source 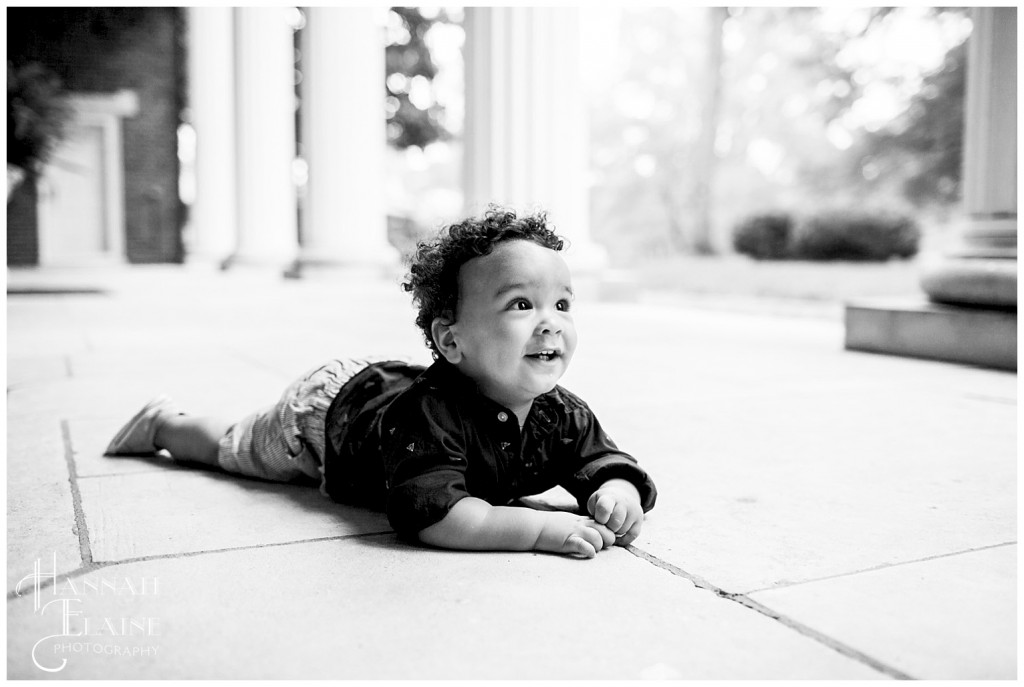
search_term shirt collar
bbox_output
[423,358,567,430]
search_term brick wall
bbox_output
[7,8,184,265]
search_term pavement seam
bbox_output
[740,540,1018,595]
[60,419,94,566]
[626,545,914,681]
[90,530,397,567]
[624,545,723,593]
[723,594,914,680]
[75,469,172,480]
[7,531,395,601]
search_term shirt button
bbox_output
[497,411,509,422]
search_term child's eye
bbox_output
[556,299,572,312]
[509,299,532,311]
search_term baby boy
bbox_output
[106,207,657,558]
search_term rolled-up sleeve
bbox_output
[560,406,657,512]
[381,394,471,539]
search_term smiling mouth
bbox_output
[526,348,561,362]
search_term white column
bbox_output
[228,7,299,268]
[960,7,1016,253]
[463,7,606,272]
[296,7,397,274]
[185,7,236,265]
[920,7,1016,306]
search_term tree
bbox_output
[7,9,146,177]
[385,8,454,150]
[7,62,70,178]
[689,7,728,254]
[588,6,716,257]
[586,6,970,258]
[851,37,966,207]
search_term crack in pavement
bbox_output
[13,418,944,679]
[61,419,94,567]
[7,531,396,602]
[625,544,914,680]
[741,540,1016,595]
[10,417,397,602]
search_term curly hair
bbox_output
[402,206,565,357]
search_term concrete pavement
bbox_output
[6,264,1016,679]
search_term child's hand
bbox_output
[587,479,644,546]
[536,511,616,559]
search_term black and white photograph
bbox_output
[6,4,1016,680]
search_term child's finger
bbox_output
[566,534,596,558]
[592,494,617,525]
[614,508,640,535]
[606,502,628,532]
[616,520,643,546]
[587,521,616,548]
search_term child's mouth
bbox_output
[526,349,560,362]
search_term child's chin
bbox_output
[519,362,567,392]
[529,373,563,394]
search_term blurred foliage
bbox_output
[7,8,171,178]
[588,7,970,260]
[793,208,920,261]
[386,7,454,150]
[732,207,920,261]
[849,40,965,207]
[6,62,70,176]
[6,8,149,176]
[732,212,793,260]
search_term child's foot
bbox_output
[105,395,183,456]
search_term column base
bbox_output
[844,297,1016,371]
[919,256,1017,307]
[220,251,298,272]
[184,244,234,270]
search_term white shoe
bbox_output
[105,395,182,455]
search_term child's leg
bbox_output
[108,359,374,485]
[214,359,379,484]
[105,394,315,483]
[153,415,230,465]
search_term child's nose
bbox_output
[537,317,562,335]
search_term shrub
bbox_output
[792,209,921,261]
[7,62,70,176]
[732,212,793,260]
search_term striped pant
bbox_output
[215,358,389,494]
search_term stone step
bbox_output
[844,298,1017,371]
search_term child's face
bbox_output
[445,239,577,415]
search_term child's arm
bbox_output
[417,496,616,558]
[555,396,657,542]
[587,478,645,546]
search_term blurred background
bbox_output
[6,6,1013,316]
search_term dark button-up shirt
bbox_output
[322,359,657,540]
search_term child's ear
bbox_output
[431,315,461,364]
